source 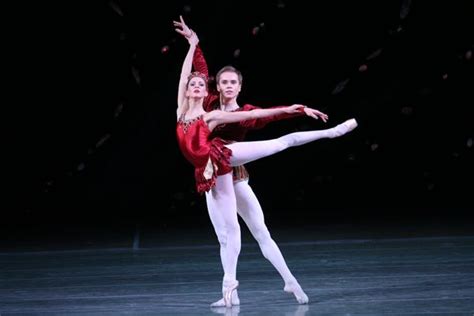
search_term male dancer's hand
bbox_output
[290,104,328,122]
[303,106,328,122]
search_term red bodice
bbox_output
[176,115,232,193]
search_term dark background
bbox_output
[6,1,473,248]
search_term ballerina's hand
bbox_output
[173,15,192,38]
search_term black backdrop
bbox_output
[7,1,473,235]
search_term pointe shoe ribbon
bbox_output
[223,280,239,308]
[210,292,240,307]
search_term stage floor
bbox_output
[1,220,473,315]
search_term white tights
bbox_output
[206,119,357,306]
[207,179,308,306]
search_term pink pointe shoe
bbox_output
[222,280,239,308]
[210,291,240,307]
[331,118,358,138]
[284,281,309,304]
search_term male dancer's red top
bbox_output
[193,46,305,181]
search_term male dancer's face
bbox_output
[217,72,241,101]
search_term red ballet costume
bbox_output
[189,46,305,182]
[176,114,233,194]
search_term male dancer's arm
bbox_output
[239,104,299,129]
[239,104,327,129]
[194,49,309,128]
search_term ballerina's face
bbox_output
[187,76,208,98]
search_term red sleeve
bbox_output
[193,45,208,77]
[239,104,306,129]
[204,94,219,112]
[193,45,219,112]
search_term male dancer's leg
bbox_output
[234,180,309,304]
